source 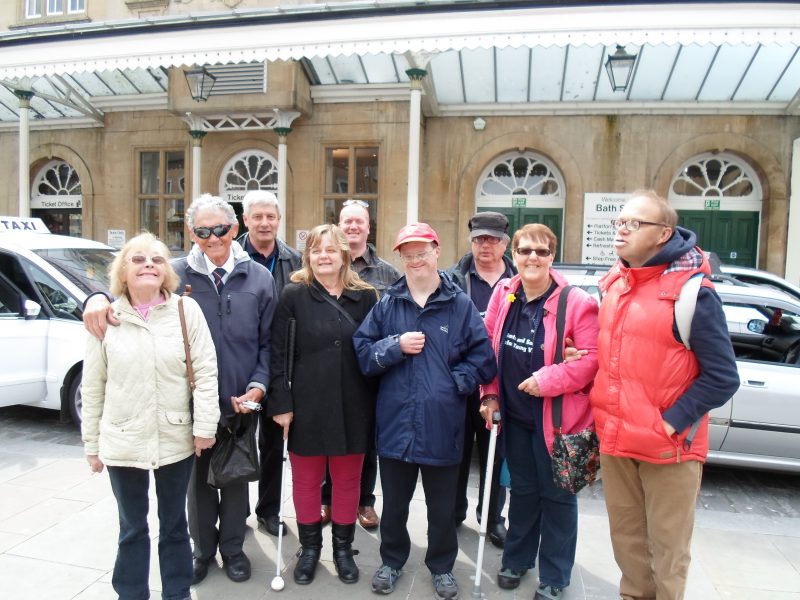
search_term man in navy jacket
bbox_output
[354,222,496,600]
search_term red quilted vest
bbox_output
[591,261,710,464]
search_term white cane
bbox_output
[271,318,296,592]
[270,436,289,591]
[471,410,501,599]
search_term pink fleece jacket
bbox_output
[480,269,600,453]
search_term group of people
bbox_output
[80,188,740,600]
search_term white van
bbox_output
[0,217,116,426]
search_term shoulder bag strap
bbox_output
[317,288,357,327]
[178,290,196,391]
[551,285,573,430]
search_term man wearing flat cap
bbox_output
[354,222,497,600]
[447,211,516,549]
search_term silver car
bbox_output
[709,283,800,473]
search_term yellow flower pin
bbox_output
[507,293,516,303]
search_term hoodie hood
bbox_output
[642,226,697,267]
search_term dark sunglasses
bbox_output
[193,224,233,239]
[129,255,167,265]
[515,247,552,258]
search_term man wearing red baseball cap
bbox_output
[354,222,497,600]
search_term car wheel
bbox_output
[68,370,83,427]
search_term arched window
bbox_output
[477,152,564,201]
[30,159,83,237]
[475,151,565,255]
[219,150,279,204]
[669,152,762,267]
[669,152,761,210]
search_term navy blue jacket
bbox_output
[353,273,497,466]
[175,242,277,424]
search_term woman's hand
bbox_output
[518,374,542,396]
[194,436,215,456]
[273,411,293,440]
[86,454,104,473]
[479,396,500,428]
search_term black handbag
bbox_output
[207,413,259,488]
[550,286,600,494]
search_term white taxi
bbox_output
[0,217,116,426]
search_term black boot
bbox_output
[331,522,359,583]
[294,521,323,585]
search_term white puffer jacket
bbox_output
[82,293,220,469]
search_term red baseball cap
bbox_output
[393,222,440,251]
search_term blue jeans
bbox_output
[502,419,578,589]
[107,455,194,600]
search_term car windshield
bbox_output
[33,248,115,296]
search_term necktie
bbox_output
[212,267,226,294]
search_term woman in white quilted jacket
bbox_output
[81,232,220,600]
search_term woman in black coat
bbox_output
[269,224,378,586]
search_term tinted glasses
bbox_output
[129,255,167,265]
[193,224,233,239]
[514,247,552,258]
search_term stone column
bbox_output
[273,109,301,242]
[786,138,800,284]
[405,69,427,224]
[15,90,34,218]
[189,130,207,201]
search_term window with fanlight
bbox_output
[670,153,761,205]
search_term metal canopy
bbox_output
[0,2,798,127]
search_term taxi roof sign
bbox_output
[0,217,50,233]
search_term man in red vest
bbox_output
[591,190,739,600]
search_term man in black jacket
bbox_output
[446,211,516,548]
[237,190,301,538]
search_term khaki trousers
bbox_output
[600,454,702,600]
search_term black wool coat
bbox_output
[268,280,379,456]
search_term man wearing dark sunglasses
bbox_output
[237,190,301,539]
[83,194,277,587]
[446,211,516,550]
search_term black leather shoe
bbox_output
[192,557,212,585]
[258,514,286,537]
[222,552,251,582]
[488,522,507,548]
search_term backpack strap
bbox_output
[674,273,704,350]
[551,285,573,430]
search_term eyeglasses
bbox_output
[514,247,552,258]
[193,224,233,239]
[399,249,435,263]
[611,218,668,232]
[129,255,167,265]
[343,199,369,208]
[472,235,501,245]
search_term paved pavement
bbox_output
[1,406,800,600]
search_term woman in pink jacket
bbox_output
[479,224,599,600]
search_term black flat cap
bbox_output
[468,211,510,242]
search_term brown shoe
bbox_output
[357,505,380,529]
[321,505,331,526]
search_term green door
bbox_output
[477,207,563,261]
[678,210,758,267]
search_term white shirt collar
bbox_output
[203,251,236,282]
